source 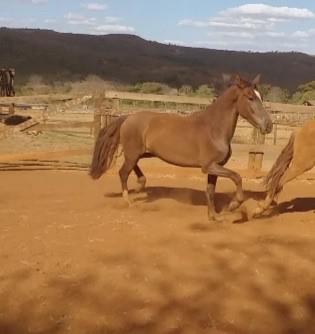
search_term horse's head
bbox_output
[235,74,273,135]
[9,68,15,76]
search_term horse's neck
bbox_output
[205,87,239,142]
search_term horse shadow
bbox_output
[252,197,315,222]
[274,197,315,215]
[106,186,265,213]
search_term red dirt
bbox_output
[1,161,315,334]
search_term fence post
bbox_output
[273,123,278,145]
[93,110,101,140]
[93,94,103,140]
[248,128,265,173]
[113,98,120,114]
[8,103,15,115]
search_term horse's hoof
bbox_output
[254,207,262,216]
[208,214,225,223]
[135,176,146,193]
[122,190,132,207]
[228,200,242,212]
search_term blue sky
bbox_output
[1,1,315,53]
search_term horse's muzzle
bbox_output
[261,119,273,134]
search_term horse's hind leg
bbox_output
[119,158,138,206]
[255,164,305,216]
[133,164,146,193]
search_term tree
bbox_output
[179,85,193,96]
[195,84,215,97]
[265,86,289,103]
[128,82,171,95]
[291,81,315,104]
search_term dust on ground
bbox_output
[1,159,315,334]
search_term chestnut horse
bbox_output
[0,69,6,97]
[90,75,273,222]
[255,119,315,216]
[7,68,15,97]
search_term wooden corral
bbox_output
[303,100,315,106]
[93,91,315,174]
[1,91,315,174]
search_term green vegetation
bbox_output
[195,84,215,98]
[13,74,315,106]
[291,81,315,104]
[258,84,289,103]
[128,82,171,95]
[127,82,215,98]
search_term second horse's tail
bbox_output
[265,132,295,198]
[90,115,127,179]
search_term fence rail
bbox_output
[105,90,213,105]
[2,91,315,174]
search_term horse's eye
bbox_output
[248,96,254,101]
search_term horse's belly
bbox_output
[147,136,201,168]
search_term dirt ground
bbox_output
[1,158,315,334]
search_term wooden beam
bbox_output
[0,149,91,163]
[266,102,315,114]
[105,90,212,105]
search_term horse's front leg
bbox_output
[205,174,220,222]
[204,163,244,213]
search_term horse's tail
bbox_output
[264,132,295,198]
[90,115,128,179]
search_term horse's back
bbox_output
[120,111,199,141]
[119,112,161,155]
[296,119,315,143]
[292,119,315,168]
[120,111,208,167]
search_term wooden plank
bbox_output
[0,149,91,163]
[0,103,48,109]
[0,166,88,172]
[0,162,89,169]
[0,94,74,105]
[16,119,39,132]
[266,102,315,114]
[105,90,212,105]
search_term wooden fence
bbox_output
[93,91,315,140]
[2,91,315,173]
[93,91,315,173]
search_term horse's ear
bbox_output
[233,74,245,88]
[252,74,261,86]
[222,73,232,84]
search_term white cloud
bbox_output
[32,0,47,3]
[21,0,48,3]
[103,16,121,24]
[64,13,125,29]
[223,4,314,20]
[81,3,107,11]
[44,18,57,24]
[208,31,255,39]
[94,24,135,34]
[178,3,315,52]
[264,31,286,38]
[179,4,314,33]
[0,17,13,23]
[178,19,208,28]
[65,12,96,26]
[179,18,271,32]
[292,29,315,39]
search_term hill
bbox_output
[1,27,315,92]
